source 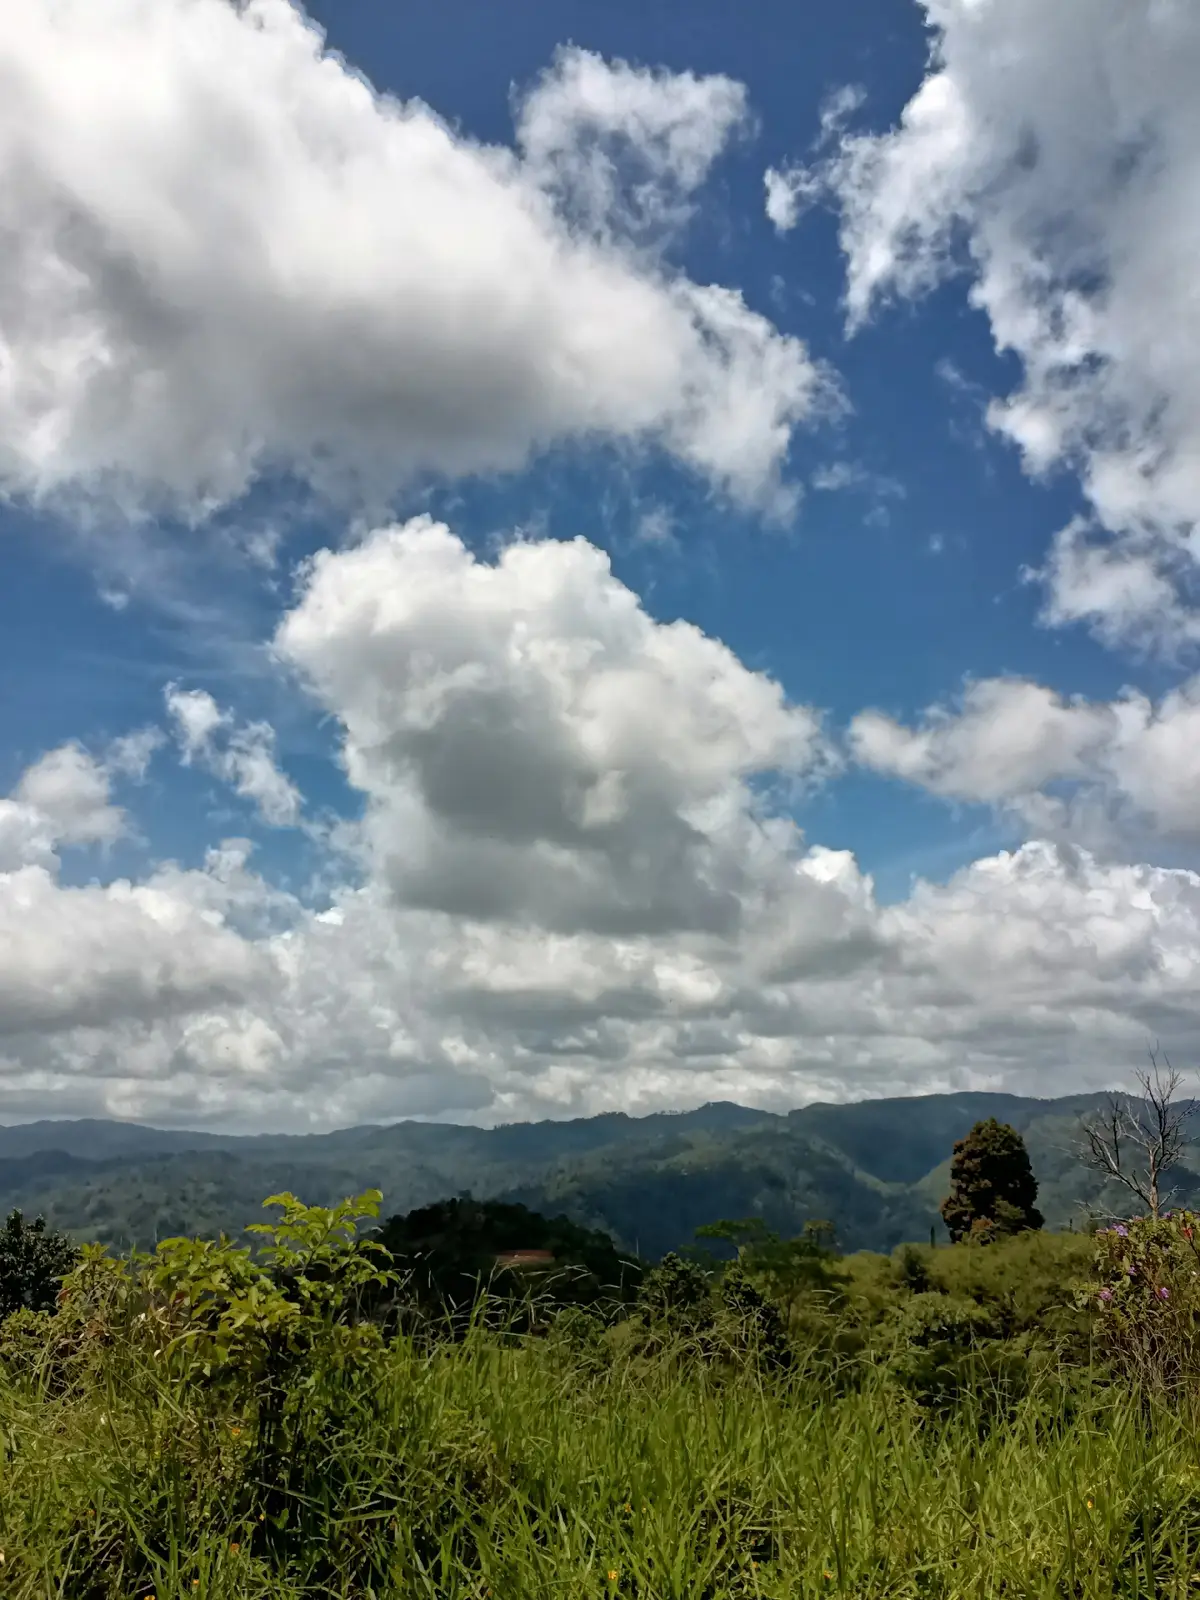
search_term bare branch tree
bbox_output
[1079,1047,1193,1218]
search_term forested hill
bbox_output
[1,1090,1191,1257]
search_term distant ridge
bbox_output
[0,1090,1183,1258]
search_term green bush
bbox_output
[0,1209,80,1320]
[1089,1210,1200,1392]
[885,1291,1026,1414]
[14,1191,1200,1597]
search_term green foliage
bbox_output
[712,1263,792,1371]
[372,1195,641,1335]
[941,1117,1045,1243]
[635,1251,713,1331]
[696,1216,846,1312]
[894,1242,931,1293]
[0,1208,79,1319]
[6,1196,1200,1598]
[886,1291,1033,1415]
[1089,1209,1200,1392]
[131,1189,394,1386]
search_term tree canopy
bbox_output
[0,1209,80,1319]
[940,1120,1044,1243]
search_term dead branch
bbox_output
[1077,1047,1192,1219]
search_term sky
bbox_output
[1,0,1199,1131]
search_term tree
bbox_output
[694,1217,846,1321]
[1078,1050,1192,1219]
[0,1209,80,1320]
[371,1197,642,1331]
[940,1120,1044,1243]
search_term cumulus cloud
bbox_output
[0,742,138,871]
[0,0,828,523]
[851,674,1200,844]
[275,519,834,935]
[166,686,302,827]
[0,743,274,1042]
[1,525,1199,1130]
[11,743,126,848]
[780,0,1200,647]
[0,854,274,1038]
[4,822,1199,1130]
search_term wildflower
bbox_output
[229,1542,240,1554]
[1159,1286,1171,1301]
[1087,1498,1094,1509]
[1114,1224,1129,1237]
[824,1571,834,1581]
[1099,1288,1113,1303]
[229,1426,242,1437]
[607,1571,619,1583]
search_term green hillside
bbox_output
[2,1090,1195,1255]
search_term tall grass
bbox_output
[4,1315,1200,1599]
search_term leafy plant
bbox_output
[887,1291,1029,1414]
[0,1209,79,1320]
[1089,1209,1200,1391]
[941,1119,1044,1243]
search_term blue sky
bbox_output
[2,0,1198,1129]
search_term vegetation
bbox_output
[0,1208,79,1318]
[8,1091,1200,1594]
[940,1118,1044,1242]
[7,1088,1197,1258]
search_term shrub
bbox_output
[1089,1210,1200,1391]
[887,1292,1029,1414]
[0,1209,80,1320]
[710,1264,792,1371]
[636,1251,713,1332]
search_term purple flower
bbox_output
[1114,1224,1129,1237]
[1158,1286,1170,1301]
[1099,1288,1113,1303]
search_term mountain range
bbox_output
[0,1091,1188,1258]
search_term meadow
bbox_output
[2,1193,1198,1598]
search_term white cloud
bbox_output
[166,686,302,828]
[275,518,834,935]
[0,745,274,1040]
[851,673,1200,845]
[0,855,275,1038]
[106,726,165,783]
[765,164,823,233]
[1,528,1199,1130]
[0,0,827,522]
[515,45,749,238]
[786,0,1200,647]
[850,679,1116,804]
[5,743,127,858]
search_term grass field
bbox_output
[5,1298,1200,1598]
[3,1198,1196,1599]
